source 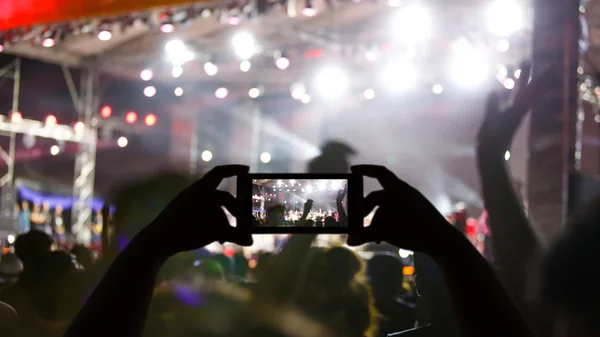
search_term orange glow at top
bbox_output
[144,114,157,126]
[402,266,415,275]
[125,111,138,124]
[10,111,22,123]
[100,106,112,118]
[45,115,57,126]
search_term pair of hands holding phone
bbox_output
[147,164,452,259]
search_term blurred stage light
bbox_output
[160,24,175,33]
[201,150,213,162]
[364,89,375,100]
[399,249,413,258]
[215,87,228,99]
[0,45,4,53]
[98,30,112,41]
[204,62,218,76]
[291,83,307,100]
[227,16,242,25]
[74,122,85,134]
[496,64,508,82]
[275,57,290,70]
[450,51,488,88]
[393,5,431,44]
[165,40,194,66]
[301,94,311,104]
[249,88,261,98]
[140,69,153,81]
[125,111,138,124]
[50,145,60,156]
[382,61,417,91]
[240,60,252,72]
[302,7,317,17]
[313,66,349,98]
[172,66,183,78]
[174,87,184,96]
[232,32,255,60]
[452,37,471,54]
[503,78,515,90]
[45,115,57,126]
[504,150,511,161]
[260,152,272,164]
[432,84,443,94]
[145,114,157,126]
[143,86,157,97]
[514,69,522,79]
[42,38,55,48]
[118,137,128,148]
[100,106,112,118]
[10,112,22,123]
[366,51,377,62]
[486,0,524,37]
[497,39,510,52]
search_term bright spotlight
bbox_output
[504,150,511,161]
[291,83,306,100]
[275,57,290,70]
[125,111,138,124]
[393,5,431,44]
[74,121,85,134]
[432,84,443,94]
[260,152,271,164]
[42,38,55,48]
[486,0,524,37]
[249,88,261,98]
[98,30,112,41]
[172,66,183,78]
[382,61,417,91]
[399,249,413,258]
[497,39,510,52]
[232,32,255,60]
[145,114,157,126]
[201,150,213,162]
[514,69,521,79]
[143,86,157,97]
[503,78,516,90]
[140,69,153,81]
[118,136,128,148]
[240,60,252,72]
[450,50,488,88]
[45,115,57,126]
[497,64,508,81]
[174,87,184,97]
[165,40,194,65]
[7,234,15,244]
[313,66,349,98]
[100,106,112,118]
[10,112,22,123]
[160,23,175,33]
[204,62,218,76]
[366,51,378,62]
[215,87,228,99]
[301,94,311,104]
[50,145,60,156]
[364,89,375,100]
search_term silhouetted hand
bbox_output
[304,199,314,214]
[477,63,554,155]
[347,165,451,255]
[148,165,252,257]
[337,187,347,202]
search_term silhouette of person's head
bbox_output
[295,246,378,337]
[267,205,286,225]
[542,198,600,337]
[324,216,337,227]
[233,253,249,280]
[367,253,405,300]
[71,244,95,270]
[21,200,29,210]
[307,141,356,174]
[31,251,83,322]
[14,230,53,281]
[254,252,274,281]
[0,253,23,285]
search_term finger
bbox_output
[351,165,399,191]
[513,63,556,108]
[362,190,385,218]
[213,190,239,218]
[196,165,250,191]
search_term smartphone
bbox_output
[237,173,362,234]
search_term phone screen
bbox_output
[251,178,348,228]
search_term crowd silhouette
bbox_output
[0,63,597,337]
